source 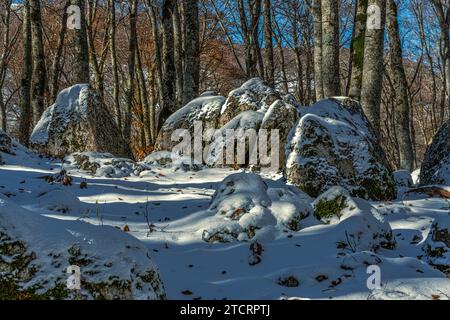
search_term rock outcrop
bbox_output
[285,98,396,201]
[420,119,450,186]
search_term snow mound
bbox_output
[0,194,165,299]
[420,119,450,185]
[201,173,315,243]
[36,189,89,214]
[285,98,396,200]
[313,187,395,252]
[66,152,147,178]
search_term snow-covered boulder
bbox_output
[422,217,449,273]
[0,194,165,300]
[393,170,414,188]
[420,119,450,186]
[155,93,226,152]
[313,187,395,252]
[66,152,147,178]
[201,173,314,243]
[219,78,282,126]
[261,100,299,169]
[36,189,89,214]
[285,98,396,201]
[31,85,131,159]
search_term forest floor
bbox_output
[1,144,449,300]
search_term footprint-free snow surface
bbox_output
[1,143,449,300]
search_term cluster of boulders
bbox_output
[155,78,396,201]
[20,78,450,197]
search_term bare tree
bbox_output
[386,0,414,171]
[123,0,138,144]
[183,0,200,104]
[71,0,89,83]
[311,0,324,101]
[50,1,70,102]
[321,0,340,97]
[348,0,367,100]
[238,0,263,78]
[19,0,32,146]
[361,0,386,134]
[263,0,274,86]
[109,0,121,130]
[160,0,177,128]
[30,0,47,124]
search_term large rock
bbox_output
[218,78,282,126]
[155,92,226,152]
[422,217,449,273]
[420,120,450,185]
[0,129,12,164]
[0,194,165,300]
[31,84,131,159]
[285,98,396,201]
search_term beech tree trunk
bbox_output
[19,0,32,146]
[321,0,340,97]
[182,0,200,105]
[30,0,47,124]
[387,0,414,171]
[312,0,324,101]
[348,0,368,100]
[361,0,386,134]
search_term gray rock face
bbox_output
[285,97,396,201]
[155,93,226,152]
[218,78,282,126]
[154,78,298,172]
[30,84,131,159]
[420,120,450,186]
[0,193,165,300]
[0,129,12,164]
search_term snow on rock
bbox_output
[422,216,449,273]
[313,187,396,252]
[285,97,396,201]
[394,170,414,188]
[261,100,299,169]
[65,152,147,178]
[420,119,450,186]
[201,173,316,243]
[30,84,131,159]
[0,194,165,300]
[155,94,226,152]
[219,78,283,126]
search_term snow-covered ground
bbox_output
[1,143,449,300]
